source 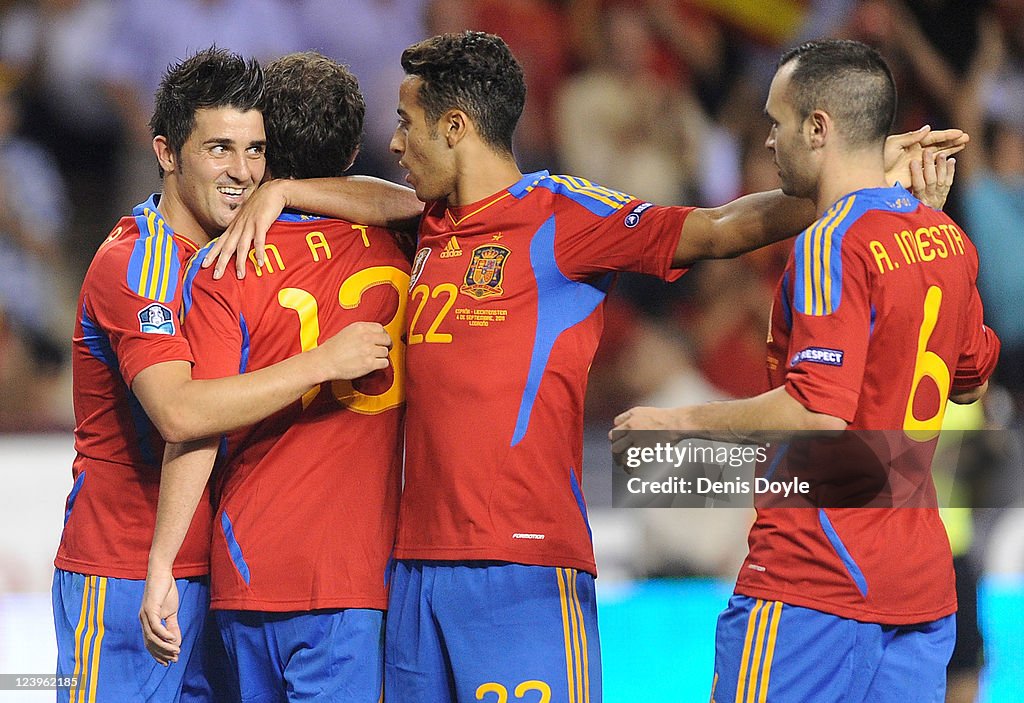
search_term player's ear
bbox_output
[443,110,468,148]
[153,135,177,174]
[806,109,829,149]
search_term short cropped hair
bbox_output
[400,31,525,154]
[149,47,265,177]
[263,52,364,180]
[778,39,896,146]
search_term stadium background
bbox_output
[0,0,1022,700]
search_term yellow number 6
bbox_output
[903,285,950,441]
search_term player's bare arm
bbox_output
[132,320,393,443]
[610,386,847,458]
[205,176,423,279]
[139,438,219,665]
[672,127,969,266]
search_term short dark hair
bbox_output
[778,39,896,146]
[400,31,525,154]
[263,53,365,180]
[149,47,265,177]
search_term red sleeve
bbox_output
[783,227,872,423]
[951,283,1001,391]
[552,199,694,282]
[180,269,244,381]
[86,241,193,388]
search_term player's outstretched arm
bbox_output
[133,321,393,443]
[673,190,817,266]
[610,386,847,458]
[140,438,219,665]
[204,176,423,280]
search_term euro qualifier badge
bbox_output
[460,244,510,300]
[138,302,175,335]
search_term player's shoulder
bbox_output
[517,171,637,217]
[797,186,920,250]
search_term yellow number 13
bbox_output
[278,265,409,414]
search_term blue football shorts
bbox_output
[385,560,602,703]
[711,594,955,703]
[52,568,233,702]
[215,607,383,703]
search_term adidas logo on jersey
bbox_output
[440,236,463,258]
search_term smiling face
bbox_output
[764,62,818,200]
[390,76,456,203]
[156,106,266,241]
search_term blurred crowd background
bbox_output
[1,1,1023,698]
[0,0,1022,434]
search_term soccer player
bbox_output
[613,40,1000,702]
[203,32,968,703]
[54,48,393,702]
[139,53,409,703]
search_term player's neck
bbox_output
[156,186,213,246]
[447,145,522,208]
[815,150,888,216]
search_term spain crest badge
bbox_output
[460,244,511,300]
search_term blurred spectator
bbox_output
[0,63,72,366]
[0,0,122,275]
[296,0,428,180]
[554,4,708,205]
[950,11,1024,411]
[428,0,571,170]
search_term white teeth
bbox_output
[218,187,244,196]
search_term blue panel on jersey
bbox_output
[239,313,251,374]
[80,304,116,369]
[762,442,789,482]
[818,508,868,597]
[63,471,85,526]
[793,186,920,317]
[181,241,215,320]
[126,390,158,467]
[220,510,251,585]
[521,173,634,217]
[128,198,180,304]
[276,209,325,222]
[512,215,610,446]
[568,466,593,541]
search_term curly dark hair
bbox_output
[263,52,365,180]
[401,31,525,155]
[149,46,265,177]
[778,39,896,146]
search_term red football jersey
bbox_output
[396,171,692,575]
[737,186,1000,624]
[182,213,409,612]
[57,195,212,580]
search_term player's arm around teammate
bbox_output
[132,319,392,442]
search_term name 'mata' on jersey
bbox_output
[181,212,410,612]
[397,171,693,574]
[58,195,211,580]
[740,185,1000,624]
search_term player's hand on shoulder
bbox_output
[884,126,967,209]
[317,321,393,381]
[139,570,182,666]
[909,147,956,210]
[204,179,289,280]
